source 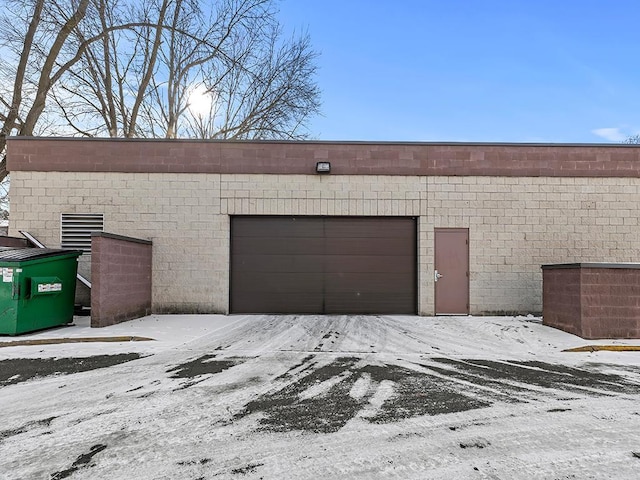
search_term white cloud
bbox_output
[592,126,640,143]
[591,127,627,142]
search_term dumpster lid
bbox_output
[0,248,82,262]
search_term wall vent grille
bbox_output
[60,213,104,252]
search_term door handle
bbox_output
[435,270,444,282]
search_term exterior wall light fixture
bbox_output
[316,161,331,173]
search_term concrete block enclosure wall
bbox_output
[7,138,640,316]
[91,232,153,327]
[542,263,640,339]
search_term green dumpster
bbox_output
[0,248,82,335]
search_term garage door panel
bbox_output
[233,254,324,273]
[233,217,323,238]
[325,273,414,294]
[324,255,415,273]
[232,272,323,293]
[325,218,415,238]
[233,237,325,255]
[233,294,323,314]
[324,237,415,255]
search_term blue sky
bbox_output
[278,0,640,143]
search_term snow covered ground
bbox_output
[1,314,640,479]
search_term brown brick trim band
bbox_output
[8,137,640,177]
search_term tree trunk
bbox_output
[20,0,91,136]
[0,142,7,184]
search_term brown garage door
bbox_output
[230,216,416,314]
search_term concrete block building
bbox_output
[6,137,640,317]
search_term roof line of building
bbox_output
[7,135,639,148]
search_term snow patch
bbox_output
[349,373,372,400]
[298,371,353,401]
[358,379,396,418]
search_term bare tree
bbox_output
[624,134,640,144]
[52,0,171,137]
[57,0,320,140]
[200,28,320,140]
[158,0,321,140]
[0,0,94,182]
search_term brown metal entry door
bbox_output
[434,228,469,314]
[231,216,416,314]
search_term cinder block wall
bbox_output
[9,171,640,315]
[91,232,152,326]
[9,172,227,313]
